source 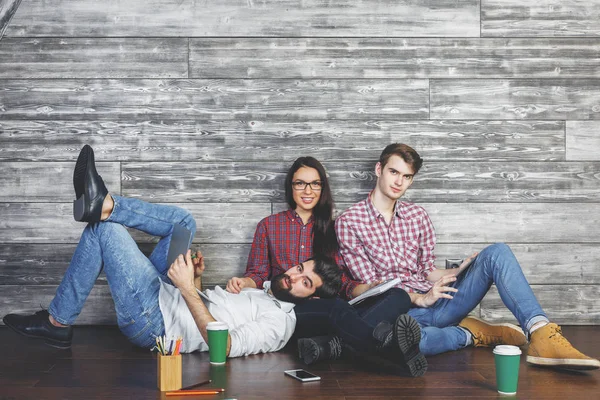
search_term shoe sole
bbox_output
[73,145,92,200]
[73,145,92,221]
[297,338,319,365]
[466,316,527,346]
[527,355,600,370]
[2,316,71,350]
[395,314,427,377]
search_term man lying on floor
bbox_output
[3,145,342,357]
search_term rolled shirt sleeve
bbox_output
[415,209,437,282]
[334,252,361,300]
[244,220,270,288]
[228,311,295,357]
[207,287,296,358]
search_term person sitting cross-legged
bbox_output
[334,143,600,371]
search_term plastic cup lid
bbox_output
[493,345,522,356]
[207,321,229,331]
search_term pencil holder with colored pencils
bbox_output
[157,354,182,391]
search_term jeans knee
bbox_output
[330,298,352,320]
[479,243,521,275]
[482,242,512,258]
[180,210,197,234]
[93,221,127,238]
[386,288,411,313]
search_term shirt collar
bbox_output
[285,208,314,225]
[394,201,406,219]
[262,281,295,312]
[366,191,406,221]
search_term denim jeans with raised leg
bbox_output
[294,288,412,351]
[49,196,196,348]
[407,243,549,356]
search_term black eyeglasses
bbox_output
[292,180,323,191]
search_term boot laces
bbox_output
[481,335,500,346]
[548,325,572,348]
[474,330,503,346]
[328,336,343,359]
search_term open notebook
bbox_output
[348,278,402,305]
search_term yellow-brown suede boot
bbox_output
[527,323,600,370]
[459,316,527,347]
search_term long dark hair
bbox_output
[285,157,338,257]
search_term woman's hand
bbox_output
[226,277,257,294]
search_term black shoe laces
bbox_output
[329,336,343,359]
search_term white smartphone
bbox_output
[284,369,321,382]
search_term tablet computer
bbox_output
[166,224,194,267]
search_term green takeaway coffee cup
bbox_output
[207,321,229,365]
[493,345,522,395]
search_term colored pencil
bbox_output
[165,388,224,396]
[180,379,211,390]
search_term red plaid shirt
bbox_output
[244,208,360,300]
[335,194,437,293]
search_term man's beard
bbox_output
[270,273,305,304]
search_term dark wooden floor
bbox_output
[0,325,598,400]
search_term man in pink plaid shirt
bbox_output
[335,143,599,370]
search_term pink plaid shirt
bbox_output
[335,194,437,293]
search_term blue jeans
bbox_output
[49,196,196,349]
[408,243,548,356]
[294,288,412,351]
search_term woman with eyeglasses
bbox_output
[226,157,423,375]
[226,156,342,298]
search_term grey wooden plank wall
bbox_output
[0,0,599,325]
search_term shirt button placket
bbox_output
[300,222,309,256]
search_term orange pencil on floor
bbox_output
[165,388,225,396]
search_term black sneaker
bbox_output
[3,310,73,349]
[297,335,343,365]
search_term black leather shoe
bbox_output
[298,335,342,365]
[73,144,108,223]
[3,310,73,349]
[372,314,427,377]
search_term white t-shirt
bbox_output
[158,279,296,357]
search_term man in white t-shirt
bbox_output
[3,145,342,358]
